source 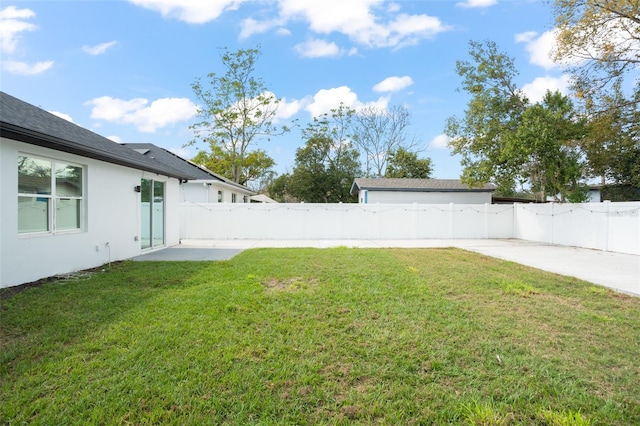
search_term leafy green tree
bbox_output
[189,46,289,184]
[515,91,588,202]
[446,41,589,201]
[244,151,277,191]
[191,146,275,188]
[552,0,639,195]
[553,0,639,107]
[579,88,640,189]
[288,136,360,203]
[288,105,361,203]
[265,173,296,203]
[445,40,529,195]
[385,147,433,179]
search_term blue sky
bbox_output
[1,0,571,180]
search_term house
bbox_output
[123,143,255,203]
[0,91,196,288]
[250,194,278,203]
[587,186,602,203]
[350,178,496,204]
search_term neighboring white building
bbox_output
[587,186,602,203]
[123,143,255,204]
[350,178,496,204]
[250,194,278,203]
[0,92,195,288]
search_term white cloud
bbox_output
[516,30,559,70]
[293,39,343,58]
[275,96,309,121]
[514,31,536,44]
[49,111,74,123]
[3,60,54,75]
[127,0,243,24]
[0,6,54,75]
[386,13,447,48]
[521,75,571,104]
[86,96,197,133]
[83,41,117,56]
[275,27,292,37]
[305,86,389,117]
[359,96,390,112]
[373,76,413,93]
[456,0,497,8]
[387,2,401,13]
[0,6,36,54]
[305,86,360,117]
[273,0,449,49]
[429,134,451,150]
[0,5,35,19]
[129,0,448,49]
[107,135,122,143]
[239,17,285,39]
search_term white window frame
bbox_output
[17,153,85,236]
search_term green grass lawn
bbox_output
[1,248,639,425]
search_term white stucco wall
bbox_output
[181,180,251,203]
[181,182,209,203]
[361,190,493,204]
[1,138,181,288]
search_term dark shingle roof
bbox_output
[123,143,255,194]
[123,143,217,181]
[0,91,190,180]
[351,178,496,195]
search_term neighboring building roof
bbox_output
[123,143,255,194]
[250,194,278,203]
[350,178,496,195]
[492,196,545,204]
[0,91,192,180]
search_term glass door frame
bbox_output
[140,178,165,250]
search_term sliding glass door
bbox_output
[140,178,164,250]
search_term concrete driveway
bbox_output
[134,239,640,296]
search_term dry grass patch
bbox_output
[262,276,318,292]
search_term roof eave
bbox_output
[2,123,191,180]
[349,181,361,196]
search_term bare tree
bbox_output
[351,105,417,178]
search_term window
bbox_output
[232,193,237,203]
[18,155,84,234]
[218,190,223,203]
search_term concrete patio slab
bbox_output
[132,247,243,262]
[454,240,639,297]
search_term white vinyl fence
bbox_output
[514,202,640,255]
[180,201,640,255]
[180,203,514,240]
